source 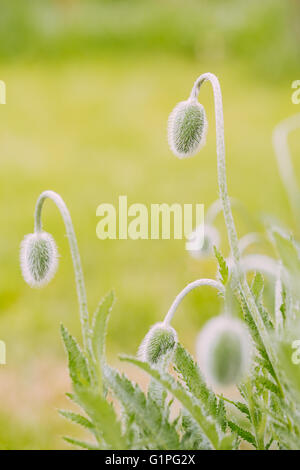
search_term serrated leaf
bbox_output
[63,436,99,450]
[227,420,256,447]
[61,324,91,388]
[174,344,218,420]
[256,376,281,397]
[120,355,223,450]
[220,396,250,419]
[75,385,127,450]
[92,291,115,367]
[103,364,180,450]
[59,410,95,433]
[214,246,229,285]
[180,412,210,450]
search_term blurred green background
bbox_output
[0,0,300,449]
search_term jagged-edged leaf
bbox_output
[220,396,250,419]
[214,246,229,285]
[227,420,256,448]
[92,291,115,366]
[174,344,218,419]
[63,436,99,450]
[255,376,281,397]
[75,386,127,450]
[120,356,223,450]
[180,412,210,450]
[103,365,180,450]
[148,377,167,413]
[59,410,95,433]
[250,273,274,331]
[217,398,227,433]
[254,355,276,380]
[61,324,91,387]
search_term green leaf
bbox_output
[92,291,115,367]
[63,436,99,450]
[61,324,91,388]
[75,385,127,450]
[227,420,256,447]
[220,396,250,420]
[214,246,229,285]
[120,355,223,449]
[59,410,95,433]
[180,412,210,450]
[104,364,180,450]
[174,344,218,420]
[255,376,281,397]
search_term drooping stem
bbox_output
[35,190,91,354]
[191,73,278,371]
[190,73,241,268]
[163,279,224,327]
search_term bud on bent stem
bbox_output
[138,322,177,364]
[168,72,278,376]
[168,98,208,158]
[22,190,91,355]
[20,231,58,288]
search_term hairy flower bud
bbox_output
[138,322,177,364]
[168,98,208,158]
[20,231,58,288]
[196,316,252,387]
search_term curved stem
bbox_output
[190,73,240,268]
[272,113,300,226]
[163,278,224,326]
[191,73,278,373]
[35,190,91,354]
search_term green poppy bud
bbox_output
[138,322,177,364]
[168,98,208,158]
[196,316,252,387]
[20,231,58,288]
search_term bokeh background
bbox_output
[0,0,299,449]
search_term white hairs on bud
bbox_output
[20,231,59,288]
[138,322,177,364]
[168,98,208,158]
[196,315,252,387]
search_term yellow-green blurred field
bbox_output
[0,0,300,450]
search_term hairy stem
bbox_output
[35,190,91,353]
[191,73,279,375]
[163,278,224,326]
[190,73,240,266]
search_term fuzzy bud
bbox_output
[196,316,252,387]
[20,231,58,288]
[138,322,177,364]
[168,98,208,158]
